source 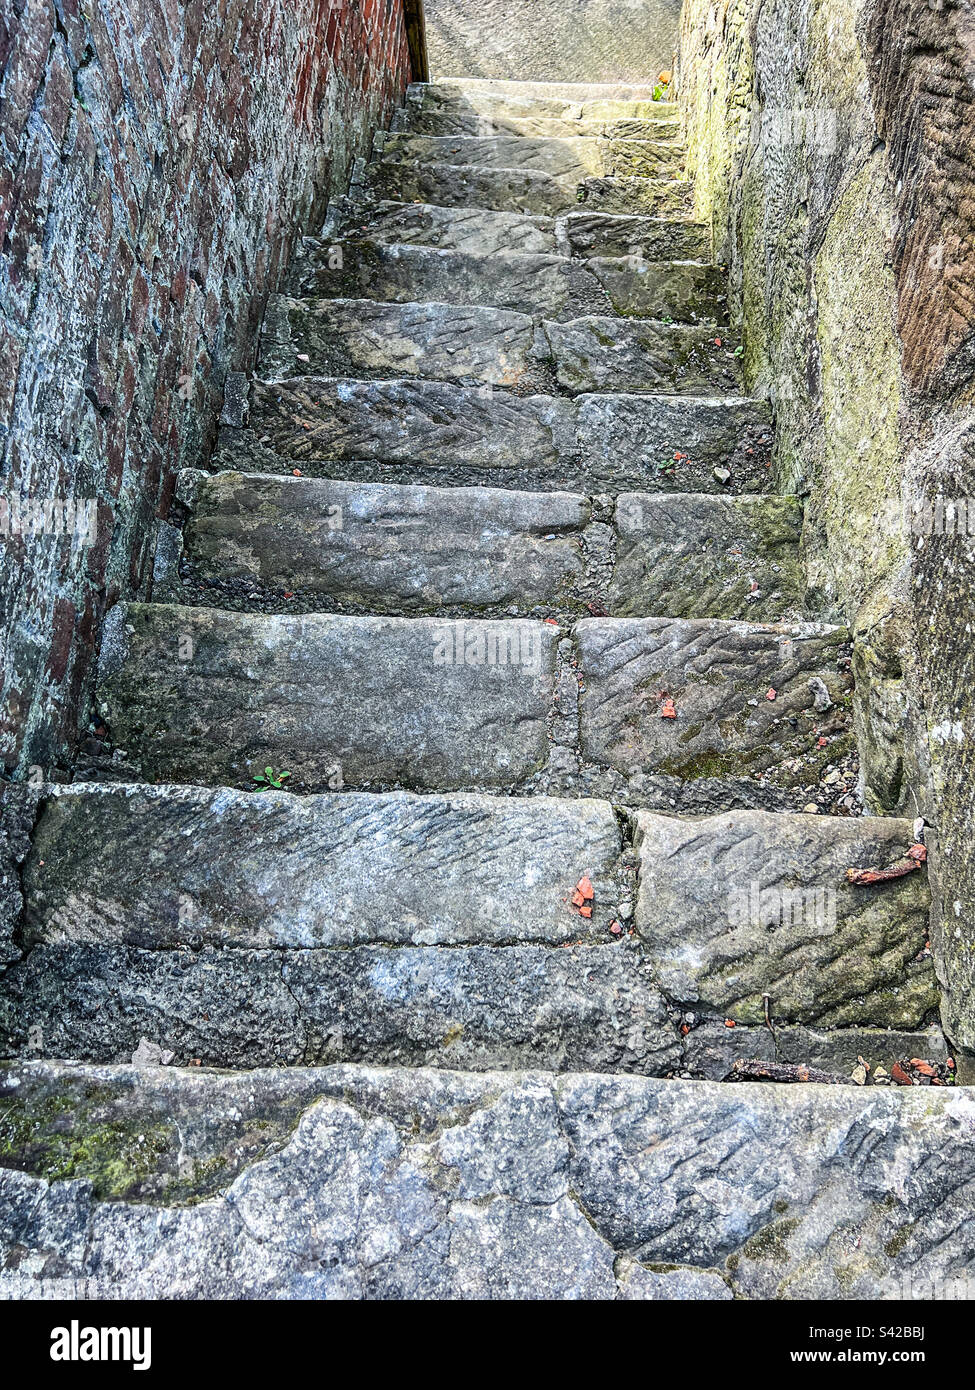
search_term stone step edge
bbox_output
[296,238,718,274]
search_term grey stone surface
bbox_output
[577,392,774,493]
[423,2,681,83]
[376,132,683,180]
[292,242,609,319]
[633,810,936,1027]
[575,616,852,781]
[363,158,691,218]
[0,785,40,967]
[609,493,806,620]
[3,1062,975,1300]
[0,941,678,1074]
[259,296,537,387]
[394,84,681,139]
[183,473,588,613]
[327,198,559,254]
[240,379,773,495]
[22,784,623,949]
[588,255,726,321]
[246,378,581,483]
[546,315,741,394]
[97,604,557,791]
[561,211,711,261]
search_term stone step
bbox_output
[95,605,851,800]
[289,241,725,323]
[181,472,590,614]
[395,108,680,141]
[2,1060,970,1298]
[96,603,559,792]
[325,198,711,262]
[424,77,668,102]
[633,810,935,1030]
[374,131,683,181]
[179,474,806,624]
[575,616,853,784]
[17,784,626,950]
[258,297,737,395]
[399,79,679,125]
[233,378,773,495]
[360,158,692,218]
[684,1022,947,1082]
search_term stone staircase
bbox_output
[1,77,967,1302]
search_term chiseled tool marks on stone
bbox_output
[544,314,740,395]
[2,1062,974,1300]
[560,211,711,261]
[245,379,772,492]
[375,131,683,179]
[631,810,936,1027]
[23,784,623,948]
[609,493,806,621]
[259,296,537,386]
[97,604,557,791]
[183,473,588,612]
[574,616,851,779]
[0,942,678,1074]
[326,199,560,254]
[247,377,579,476]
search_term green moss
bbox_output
[741,1217,801,1264]
[883,1222,916,1259]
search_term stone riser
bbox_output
[178,473,807,624]
[325,199,712,262]
[288,242,726,324]
[258,296,740,396]
[374,131,684,181]
[360,159,693,217]
[236,379,773,496]
[1,786,933,1069]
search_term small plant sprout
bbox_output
[253,767,292,790]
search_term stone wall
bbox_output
[677,0,975,1050]
[0,0,412,777]
[423,0,681,83]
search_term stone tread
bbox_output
[239,378,773,494]
[360,158,693,218]
[289,240,726,323]
[178,472,806,622]
[374,131,684,180]
[2,1061,973,1300]
[258,296,738,395]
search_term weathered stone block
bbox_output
[22,785,624,950]
[574,616,852,780]
[97,604,558,791]
[609,493,805,620]
[184,472,587,612]
[632,810,935,1027]
[545,315,740,394]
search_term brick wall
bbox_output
[0,0,412,775]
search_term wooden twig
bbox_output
[725,1059,847,1085]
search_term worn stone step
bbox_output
[3,1060,972,1299]
[396,80,679,132]
[1,941,677,1075]
[327,198,560,254]
[575,616,853,784]
[425,78,666,102]
[375,132,683,181]
[609,493,806,622]
[259,298,735,395]
[289,242,726,323]
[235,378,774,494]
[544,315,741,394]
[178,474,804,623]
[395,108,680,141]
[561,210,711,260]
[181,472,589,613]
[258,296,540,390]
[361,158,692,218]
[326,198,710,263]
[633,810,936,1029]
[97,604,558,792]
[17,784,625,950]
